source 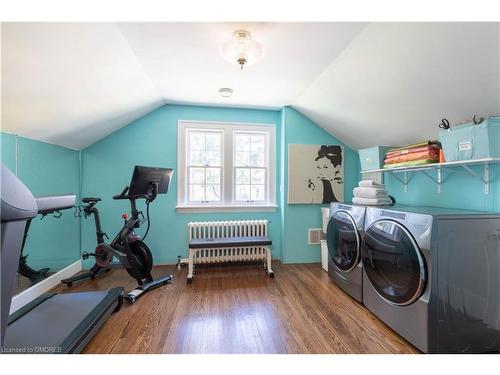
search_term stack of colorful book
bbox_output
[383,141,441,169]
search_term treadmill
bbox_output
[1,163,123,353]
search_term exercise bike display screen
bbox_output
[128,166,173,198]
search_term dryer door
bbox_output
[362,219,426,306]
[326,210,360,272]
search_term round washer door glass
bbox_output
[362,220,426,306]
[326,211,360,271]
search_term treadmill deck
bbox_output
[3,288,122,353]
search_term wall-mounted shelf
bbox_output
[360,158,500,195]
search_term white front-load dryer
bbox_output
[326,203,366,303]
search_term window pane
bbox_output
[251,135,265,152]
[235,151,250,166]
[189,168,205,184]
[189,133,205,151]
[251,168,265,184]
[206,168,220,184]
[235,168,250,184]
[190,185,205,201]
[235,135,251,151]
[189,150,205,165]
[251,185,265,201]
[249,152,264,166]
[235,185,250,201]
[205,151,221,166]
[206,185,221,201]
[205,134,220,151]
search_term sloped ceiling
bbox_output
[1,22,367,149]
[1,22,500,150]
[1,23,165,149]
[293,23,500,149]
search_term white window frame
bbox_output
[232,131,269,204]
[177,120,276,213]
[185,129,224,205]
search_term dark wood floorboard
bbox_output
[53,262,418,354]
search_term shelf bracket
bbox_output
[437,167,442,194]
[485,163,490,195]
[419,169,442,193]
[390,171,409,192]
[460,164,490,194]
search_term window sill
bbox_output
[176,204,278,213]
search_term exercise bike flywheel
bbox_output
[126,240,154,283]
[95,244,113,268]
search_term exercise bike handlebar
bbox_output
[113,186,130,200]
[112,183,159,202]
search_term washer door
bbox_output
[362,219,426,306]
[326,210,361,272]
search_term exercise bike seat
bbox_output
[82,197,101,203]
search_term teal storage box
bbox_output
[439,116,500,162]
[359,146,393,171]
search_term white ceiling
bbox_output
[117,22,367,109]
[1,23,165,149]
[293,23,500,149]
[1,22,500,150]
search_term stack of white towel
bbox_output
[352,180,392,206]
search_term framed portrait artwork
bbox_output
[288,144,344,204]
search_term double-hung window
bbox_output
[177,121,276,212]
[186,130,223,203]
[233,132,267,204]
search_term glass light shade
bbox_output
[221,30,264,68]
[218,88,234,97]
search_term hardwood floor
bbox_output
[54,262,418,354]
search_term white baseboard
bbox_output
[10,260,82,314]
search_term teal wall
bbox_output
[385,164,500,212]
[281,107,360,263]
[1,133,16,170]
[81,104,283,264]
[81,104,360,265]
[1,104,360,269]
[0,133,81,271]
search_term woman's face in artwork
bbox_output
[316,157,335,180]
[316,157,342,183]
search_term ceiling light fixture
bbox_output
[218,88,234,97]
[221,30,264,70]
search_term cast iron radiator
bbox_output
[183,220,274,283]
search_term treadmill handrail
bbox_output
[35,194,76,215]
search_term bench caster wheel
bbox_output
[127,295,136,303]
[268,272,274,278]
[187,277,193,284]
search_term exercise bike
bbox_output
[62,166,174,302]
